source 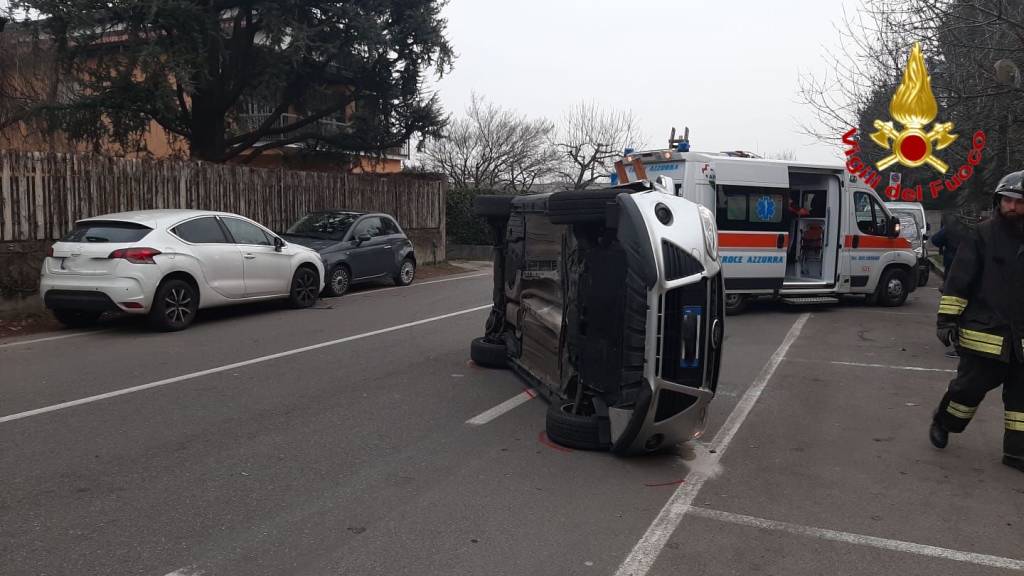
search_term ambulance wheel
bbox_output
[548,189,623,225]
[876,268,909,307]
[471,337,507,368]
[725,294,748,315]
[545,402,607,451]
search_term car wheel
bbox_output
[547,189,624,225]
[288,266,320,309]
[725,293,748,315]
[325,266,351,297]
[918,265,930,287]
[470,337,507,368]
[394,259,416,286]
[545,402,607,451]
[148,279,198,331]
[473,195,514,219]
[876,268,909,307]
[52,309,102,328]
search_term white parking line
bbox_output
[163,568,204,576]
[0,304,491,425]
[345,272,490,298]
[466,389,536,425]
[687,506,1024,571]
[614,313,810,576]
[788,358,957,373]
[0,329,111,349]
[0,273,490,349]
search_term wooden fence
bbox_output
[0,150,445,241]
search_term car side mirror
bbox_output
[357,233,372,244]
[274,236,285,252]
[889,219,901,238]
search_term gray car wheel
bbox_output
[325,266,351,297]
[394,259,416,286]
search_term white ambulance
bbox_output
[615,133,918,314]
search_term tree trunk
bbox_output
[189,97,226,162]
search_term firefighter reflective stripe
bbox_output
[938,295,968,315]
[958,328,1004,355]
[1007,411,1024,432]
[947,401,978,419]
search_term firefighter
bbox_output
[930,170,1024,473]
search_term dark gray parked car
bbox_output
[281,211,416,296]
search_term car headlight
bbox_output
[698,205,718,260]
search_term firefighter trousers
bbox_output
[934,352,1024,462]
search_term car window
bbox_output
[716,186,787,231]
[855,191,889,236]
[172,217,229,244]
[379,217,401,236]
[63,220,152,243]
[223,218,273,246]
[286,211,359,241]
[352,217,384,239]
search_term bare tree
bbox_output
[798,0,1024,209]
[552,102,645,190]
[421,94,559,193]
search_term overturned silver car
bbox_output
[470,177,725,454]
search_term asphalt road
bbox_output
[1,270,1021,576]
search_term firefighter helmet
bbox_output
[994,170,1024,200]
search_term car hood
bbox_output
[281,234,341,252]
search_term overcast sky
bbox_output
[430,0,859,164]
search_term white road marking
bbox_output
[786,358,954,373]
[466,390,536,425]
[346,272,489,297]
[0,305,491,424]
[687,506,1024,571]
[826,360,956,373]
[0,273,489,349]
[0,329,111,349]
[163,568,204,576]
[614,313,810,576]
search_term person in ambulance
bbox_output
[930,170,1024,473]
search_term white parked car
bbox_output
[40,210,325,331]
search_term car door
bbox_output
[346,217,390,279]
[221,217,293,297]
[844,190,897,290]
[170,216,246,298]
[378,216,406,273]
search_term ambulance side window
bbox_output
[715,186,787,231]
[854,191,888,236]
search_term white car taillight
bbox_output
[108,247,161,264]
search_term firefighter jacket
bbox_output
[938,213,1024,362]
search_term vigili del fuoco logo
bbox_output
[841,42,987,202]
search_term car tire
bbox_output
[470,337,507,368]
[473,195,514,219]
[148,279,198,331]
[547,189,623,225]
[545,402,607,451]
[288,266,320,309]
[725,293,748,315]
[325,266,351,297]
[52,309,102,328]
[876,268,909,307]
[394,258,416,287]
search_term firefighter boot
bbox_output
[930,419,949,449]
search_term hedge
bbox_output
[446,188,503,245]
